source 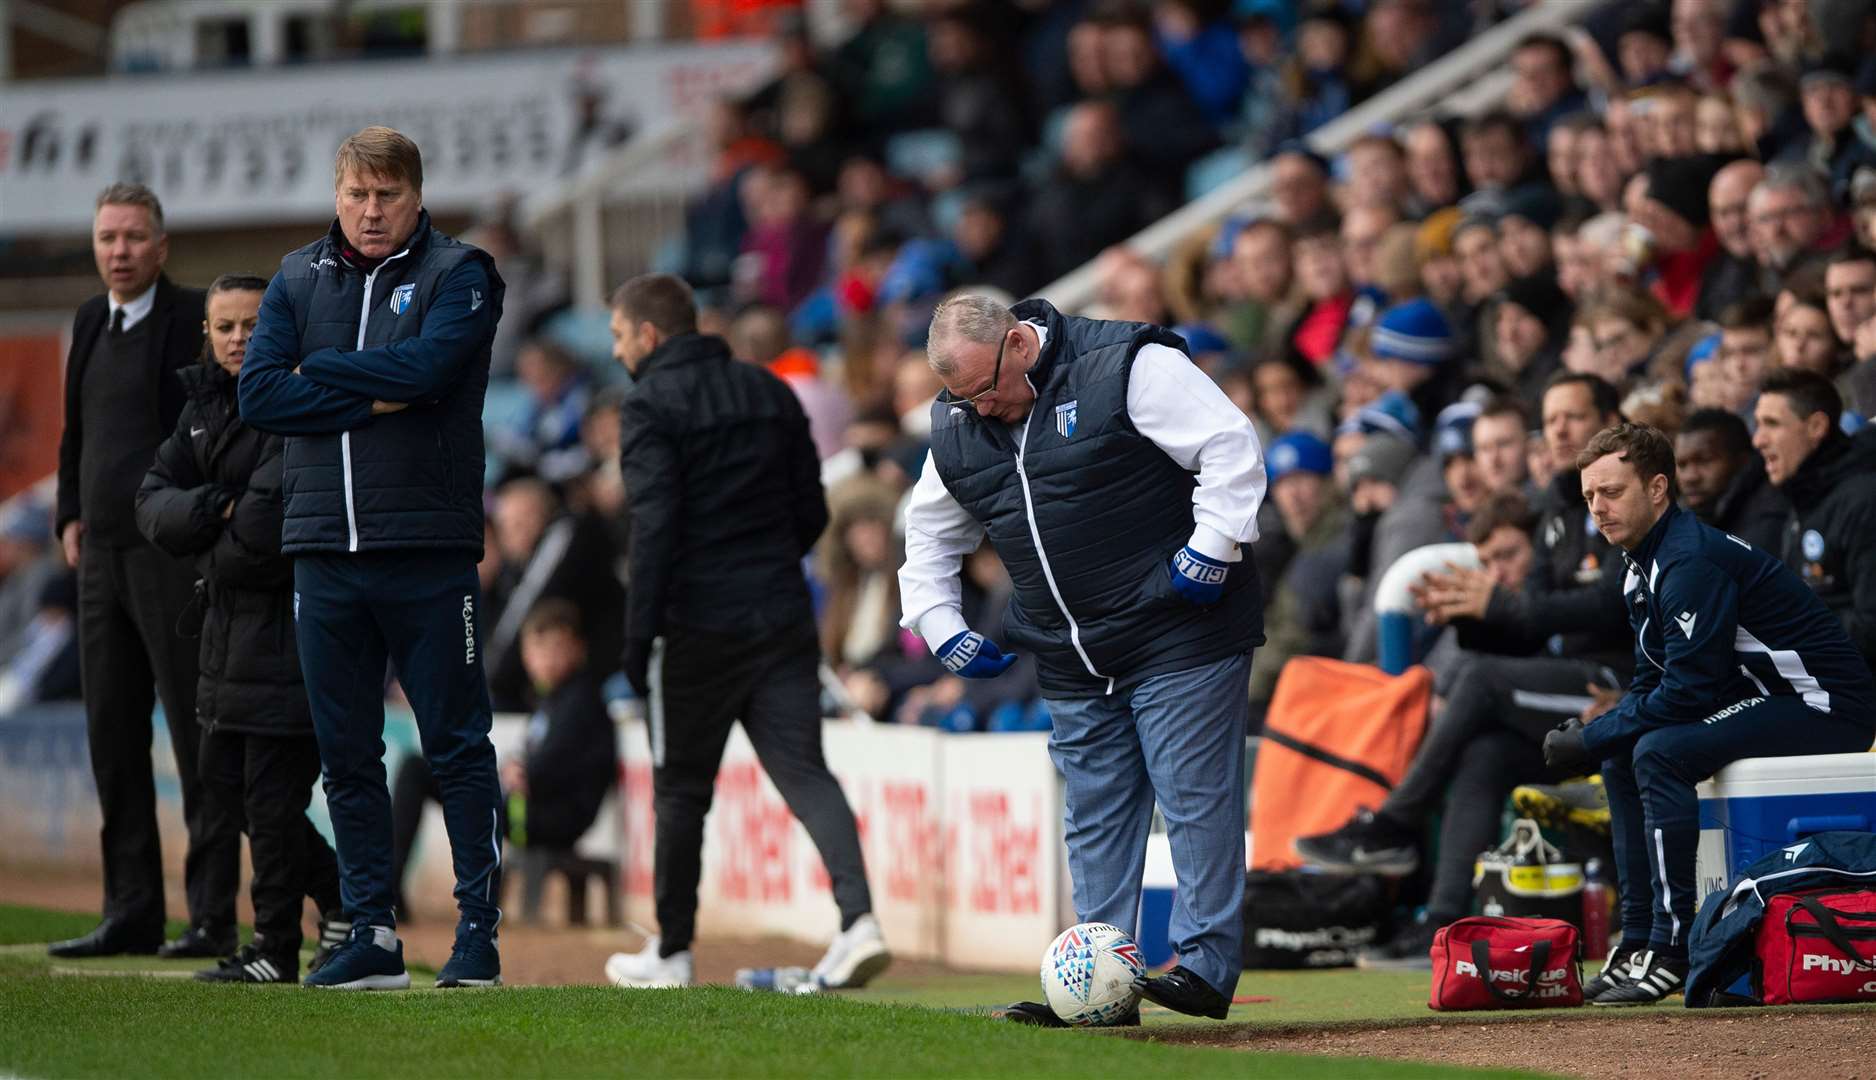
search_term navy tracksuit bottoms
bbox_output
[1599,694,1873,957]
[294,551,502,930]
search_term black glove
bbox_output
[1542,718,1593,773]
[621,639,651,699]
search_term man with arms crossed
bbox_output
[1546,423,1876,1004]
[240,126,506,990]
[899,294,1266,1024]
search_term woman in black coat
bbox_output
[135,273,344,983]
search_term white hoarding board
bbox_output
[0,42,772,233]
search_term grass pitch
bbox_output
[0,905,1539,1079]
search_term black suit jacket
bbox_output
[57,275,208,535]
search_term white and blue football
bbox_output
[1039,922,1146,1026]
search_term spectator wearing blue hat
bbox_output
[1171,323,1236,375]
[1340,398,1494,667]
[1369,298,1460,426]
[1684,331,1727,411]
[1248,431,1348,711]
[1338,388,1424,445]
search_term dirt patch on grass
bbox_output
[1140,1009,1876,1079]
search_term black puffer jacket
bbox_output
[618,333,828,689]
[136,363,307,735]
[1778,428,1876,672]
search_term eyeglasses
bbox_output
[953,331,1008,408]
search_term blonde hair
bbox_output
[334,126,423,191]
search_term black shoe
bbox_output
[195,943,296,984]
[159,925,237,960]
[1133,965,1230,1020]
[1356,917,1440,971]
[1293,808,1419,876]
[47,919,162,959]
[1583,946,1641,1000]
[991,1001,1140,1027]
[1591,949,1686,1006]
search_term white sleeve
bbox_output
[898,449,982,649]
[1126,343,1266,561]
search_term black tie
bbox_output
[110,307,126,335]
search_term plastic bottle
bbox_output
[1581,858,1612,962]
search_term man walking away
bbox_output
[49,183,240,961]
[239,126,506,990]
[601,273,889,993]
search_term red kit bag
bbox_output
[1429,916,1583,1010]
[1756,889,1876,1004]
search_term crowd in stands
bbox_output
[12,0,1876,742]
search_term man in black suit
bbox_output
[49,183,239,959]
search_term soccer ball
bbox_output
[1040,922,1146,1026]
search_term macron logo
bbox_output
[1674,611,1698,639]
[461,595,477,665]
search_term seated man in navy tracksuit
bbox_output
[1546,423,1876,1005]
[239,126,506,990]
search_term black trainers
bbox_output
[196,943,296,984]
[1133,965,1230,1020]
[435,920,501,988]
[1356,916,1440,971]
[1583,945,1641,1000]
[1293,808,1419,876]
[1591,949,1685,1006]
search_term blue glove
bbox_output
[936,630,1018,679]
[1169,546,1229,605]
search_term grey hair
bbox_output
[95,181,165,233]
[926,294,1016,379]
[1754,162,1830,210]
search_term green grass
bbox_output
[853,965,1442,1027]
[0,905,1540,1079]
[0,904,188,947]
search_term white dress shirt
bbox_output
[898,320,1267,649]
[108,283,157,333]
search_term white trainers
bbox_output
[810,914,892,990]
[604,937,693,989]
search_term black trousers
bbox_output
[1383,654,1620,921]
[77,541,238,933]
[294,552,502,930]
[649,624,872,955]
[389,754,506,915]
[198,728,341,955]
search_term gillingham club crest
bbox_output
[390,282,415,315]
[1054,399,1078,438]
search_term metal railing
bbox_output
[523,123,713,311]
[1035,0,1619,312]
